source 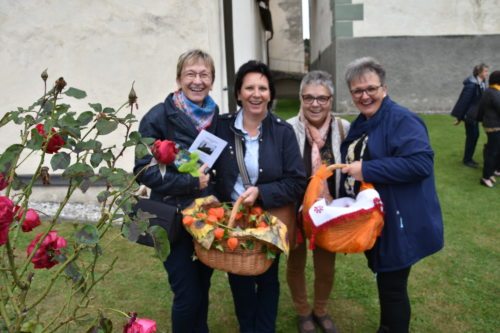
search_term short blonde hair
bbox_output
[176,49,215,83]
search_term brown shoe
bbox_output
[313,313,339,333]
[297,313,316,333]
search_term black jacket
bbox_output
[134,93,219,209]
[451,75,484,121]
[213,111,306,209]
[477,88,500,128]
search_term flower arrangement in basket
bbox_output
[302,164,384,253]
[182,195,289,275]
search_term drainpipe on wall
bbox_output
[223,0,236,113]
[257,0,273,65]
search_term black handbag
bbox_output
[130,197,182,247]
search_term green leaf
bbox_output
[75,139,102,153]
[64,87,87,99]
[51,152,71,171]
[79,177,91,193]
[89,103,102,113]
[97,190,110,203]
[0,144,24,170]
[58,113,79,128]
[75,224,99,245]
[102,150,114,162]
[129,131,141,142]
[135,143,150,160]
[96,119,118,135]
[102,107,115,114]
[150,225,170,261]
[77,111,95,126]
[142,137,155,145]
[90,152,103,167]
[64,260,83,283]
[0,112,11,127]
[62,162,94,179]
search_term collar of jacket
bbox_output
[227,109,280,140]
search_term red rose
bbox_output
[0,196,14,246]
[123,313,156,333]
[35,124,65,154]
[0,173,9,191]
[152,139,178,165]
[17,208,41,232]
[27,230,67,269]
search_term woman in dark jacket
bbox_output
[340,57,444,333]
[214,60,306,333]
[134,49,218,333]
[477,70,500,187]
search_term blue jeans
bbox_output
[163,228,213,333]
[463,119,479,163]
[228,256,281,333]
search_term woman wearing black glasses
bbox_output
[287,70,350,333]
[340,57,444,333]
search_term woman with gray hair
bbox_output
[340,57,444,333]
[287,70,350,333]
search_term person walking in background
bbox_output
[451,63,489,168]
[286,70,349,333]
[341,57,444,333]
[213,60,306,333]
[134,49,218,333]
[476,70,500,188]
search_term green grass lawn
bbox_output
[16,111,500,332]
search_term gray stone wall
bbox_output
[312,35,500,113]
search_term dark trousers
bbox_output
[163,228,213,333]
[483,131,500,179]
[376,266,412,333]
[228,256,281,333]
[463,119,480,163]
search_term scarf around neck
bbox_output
[299,109,332,200]
[173,90,216,131]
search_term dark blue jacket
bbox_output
[451,75,484,121]
[214,111,306,209]
[134,93,218,209]
[341,97,444,273]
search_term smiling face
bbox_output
[237,72,271,119]
[176,59,213,106]
[349,71,387,118]
[300,84,332,128]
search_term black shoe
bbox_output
[464,161,479,168]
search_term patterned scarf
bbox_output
[299,109,332,200]
[173,90,216,131]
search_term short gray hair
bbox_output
[344,57,386,87]
[299,70,335,96]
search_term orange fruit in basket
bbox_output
[208,207,225,220]
[257,221,268,229]
[207,215,218,225]
[213,227,225,240]
[196,212,207,219]
[183,215,195,226]
[227,237,239,251]
[250,206,263,215]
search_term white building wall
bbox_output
[269,0,305,73]
[309,0,333,63]
[232,0,266,69]
[352,0,500,37]
[0,0,227,174]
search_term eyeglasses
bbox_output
[182,71,212,82]
[350,85,383,98]
[301,95,332,105]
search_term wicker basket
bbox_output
[194,196,277,276]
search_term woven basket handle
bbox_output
[327,163,373,190]
[326,163,347,172]
[228,196,245,228]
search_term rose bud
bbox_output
[19,208,41,232]
[35,124,65,154]
[27,230,67,269]
[0,196,14,246]
[54,77,67,93]
[152,139,178,165]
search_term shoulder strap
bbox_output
[164,103,175,141]
[337,118,345,141]
[234,136,252,189]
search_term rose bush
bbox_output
[0,71,161,332]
